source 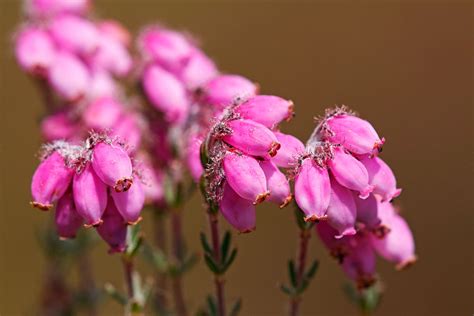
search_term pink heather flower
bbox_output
[272,131,305,168]
[294,158,331,221]
[96,196,127,253]
[136,154,164,204]
[186,133,205,182]
[222,152,269,204]
[111,179,145,225]
[14,27,55,75]
[49,14,99,54]
[90,29,132,77]
[354,193,382,231]
[342,236,377,289]
[203,75,257,109]
[40,110,79,141]
[82,97,123,130]
[73,164,108,227]
[222,119,281,158]
[48,51,89,102]
[260,160,292,208]
[315,222,351,262]
[179,48,218,90]
[139,27,194,70]
[318,107,384,156]
[89,71,119,99]
[97,20,131,47]
[91,141,133,192]
[219,183,256,233]
[55,189,83,239]
[326,179,357,239]
[31,151,74,210]
[236,95,294,129]
[25,0,90,17]
[111,114,142,152]
[327,146,373,199]
[371,202,417,270]
[142,64,189,124]
[359,155,402,202]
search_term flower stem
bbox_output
[208,211,226,316]
[171,209,188,316]
[153,209,169,312]
[78,251,98,316]
[289,228,311,316]
[122,257,135,301]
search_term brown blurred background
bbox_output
[0,0,472,315]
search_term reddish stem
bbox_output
[122,257,135,300]
[171,209,188,316]
[153,209,169,311]
[289,229,311,316]
[208,211,226,316]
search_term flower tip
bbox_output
[285,101,295,122]
[126,216,143,226]
[30,201,53,211]
[279,195,293,209]
[107,245,127,254]
[304,214,328,223]
[83,219,104,228]
[238,227,256,234]
[358,185,375,199]
[371,137,385,156]
[335,228,357,239]
[268,142,281,157]
[396,256,418,271]
[114,177,133,192]
[372,225,391,238]
[356,275,377,290]
[59,235,75,241]
[253,191,270,205]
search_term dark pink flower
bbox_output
[359,155,401,202]
[96,197,128,253]
[271,131,305,168]
[219,183,256,233]
[260,160,292,208]
[326,179,357,239]
[236,95,294,129]
[111,179,145,225]
[55,189,83,239]
[203,75,257,109]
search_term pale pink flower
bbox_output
[25,0,90,17]
[359,155,402,202]
[202,75,257,109]
[260,160,292,208]
[49,14,99,54]
[235,95,294,129]
[14,26,55,75]
[111,179,145,225]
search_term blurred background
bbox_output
[0,0,472,315]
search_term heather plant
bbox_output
[15,0,416,315]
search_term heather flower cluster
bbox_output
[31,134,145,253]
[293,106,415,288]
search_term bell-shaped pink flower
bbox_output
[326,179,357,239]
[220,183,256,233]
[26,0,90,17]
[83,97,123,130]
[49,51,89,102]
[316,221,351,262]
[179,49,218,90]
[371,203,416,270]
[111,179,145,225]
[324,113,384,156]
[91,30,132,77]
[223,152,269,204]
[359,155,402,202]
[97,20,131,47]
[73,164,107,226]
[96,197,127,253]
[222,119,280,158]
[328,146,373,198]
[260,161,292,208]
[142,64,189,124]
[91,142,133,192]
[236,95,294,128]
[55,189,83,239]
[31,151,74,210]
[15,27,55,75]
[203,75,257,109]
[294,158,331,221]
[354,193,381,231]
[49,14,99,54]
[342,236,377,289]
[111,114,142,152]
[139,28,193,70]
[40,110,78,141]
[89,71,119,99]
[271,131,305,168]
[186,133,204,182]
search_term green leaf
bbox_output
[206,295,217,316]
[288,260,298,287]
[200,140,209,168]
[140,242,169,272]
[200,232,212,254]
[229,298,242,316]
[178,253,199,275]
[204,254,221,274]
[223,248,237,271]
[104,283,127,306]
[220,231,232,263]
[280,284,295,296]
[305,260,319,280]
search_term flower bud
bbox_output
[89,71,119,99]
[222,119,280,158]
[49,51,89,102]
[31,151,74,210]
[223,152,269,204]
[342,236,377,289]
[91,31,132,77]
[324,113,384,155]
[15,27,55,75]
[97,20,131,47]
[203,75,257,109]
[186,134,204,181]
[96,197,127,253]
[328,147,373,198]
[179,49,218,90]
[354,193,381,231]
[73,164,107,226]
[26,0,90,17]
[111,179,145,225]
[260,161,292,208]
[83,97,123,130]
[220,183,256,233]
[326,179,357,239]
[271,131,305,168]
[236,95,294,128]
[359,155,401,202]
[91,142,133,192]
[371,203,416,270]
[40,110,78,141]
[294,158,331,221]
[55,189,83,239]
[49,14,99,54]
[142,64,189,124]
